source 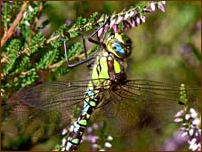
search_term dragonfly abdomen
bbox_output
[66,88,101,150]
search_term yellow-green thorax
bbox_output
[90,32,132,88]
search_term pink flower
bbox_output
[116,15,123,24]
[150,2,156,11]
[130,17,137,27]
[112,24,119,33]
[158,3,166,13]
[98,27,103,38]
[110,19,116,28]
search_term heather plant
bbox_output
[1,1,166,102]
[1,1,200,151]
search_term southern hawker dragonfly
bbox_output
[2,17,201,151]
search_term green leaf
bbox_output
[35,49,58,70]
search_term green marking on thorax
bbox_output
[114,59,121,73]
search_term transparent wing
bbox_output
[92,79,201,135]
[2,79,200,137]
[2,80,94,137]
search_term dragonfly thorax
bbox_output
[91,33,132,82]
[91,50,127,86]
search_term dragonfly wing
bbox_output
[92,79,201,136]
[2,80,91,137]
[92,91,144,135]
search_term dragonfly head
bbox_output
[106,33,132,58]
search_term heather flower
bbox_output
[61,128,68,135]
[88,134,99,143]
[140,15,146,23]
[109,19,116,28]
[130,17,137,27]
[28,5,34,12]
[104,142,112,148]
[25,20,30,26]
[98,27,104,38]
[80,122,113,151]
[123,20,132,31]
[158,3,166,13]
[135,16,141,25]
[16,28,21,36]
[116,16,123,25]
[65,19,72,26]
[124,13,130,21]
[150,2,156,11]
[143,8,153,13]
[150,1,166,12]
[92,123,99,130]
[107,135,113,141]
[174,107,201,151]
[97,1,166,36]
[112,24,119,33]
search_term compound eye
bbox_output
[107,33,132,58]
[111,42,125,57]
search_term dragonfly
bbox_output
[2,17,200,151]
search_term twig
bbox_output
[1,1,29,47]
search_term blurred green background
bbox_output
[2,1,201,151]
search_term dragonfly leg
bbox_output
[64,16,111,68]
[63,32,95,68]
